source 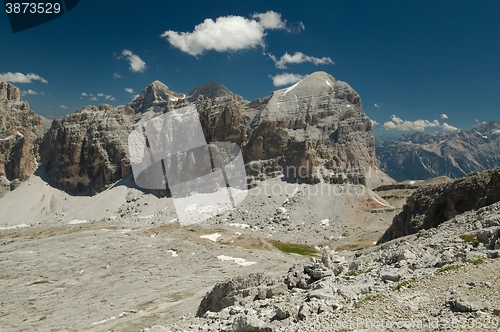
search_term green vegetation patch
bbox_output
[436,264,464,274]
[471,257,484,265]
[392,279,417,291]
[459,233,478,245]
[348,268,372,276]
[355,294,383,308]
[266,239,319,256]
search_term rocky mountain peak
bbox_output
[474,121,500,135]
[129,80,185,113]
[186,81,242,102]
[0,82,21,101]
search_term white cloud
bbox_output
[161,11,289,56]
[382,115,461,132]
[125,87,134,94]
[0,72,48,84]
[82,92,115,101]
[132,94,140,101]
[371,120,379,126]
[383,115,440,131]
[270,52,334,69]
[121,49,146,73]
[252,11,286,29]
[20,89,38,96]
[60,105,67,109]
[113,72,122,79]
[270,73,304,86]
[440,113,448,119]
[442,122,458,132]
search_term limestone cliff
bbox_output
[244,72,379,186]
[0,82,43,196]
[40,104,132,194]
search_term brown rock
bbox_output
[0,82,43,197]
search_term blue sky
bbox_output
[1,0,499,139]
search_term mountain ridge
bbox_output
[377,121,500,181]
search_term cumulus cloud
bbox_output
[113,72,122,79]
[20,89,38,96]
[442,122,458,132]
[121,49,146,73]
[60,105,67,109]
[440,113,448,119]
[125,87,134,94]
[0,72,47,84]
[161,11,289,56]
[383,115,460,132]
[252,11,286,29]
[371,120,379,126]
[269,52,334,69]
[270,73,304,86]
[82,92,115,101]
[383,115,440,131]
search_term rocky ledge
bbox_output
[378,167,500,244]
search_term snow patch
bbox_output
[0,223,30,230]
[326,80,331,87]
[217,255,257,266]
[138,214,154,219]
[282,81,301,96]
[167,250,178,257]
[320,219,330,227]
[68,219,88,225]
[228,223,250,229]
[200,233,221,242]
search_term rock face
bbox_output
[40,105,133,194]
[129,80,185,113]
[0,82,43,196]
[377,122,500,181]
[378,167,500,244]
[186,81,243,102]
[243,72,379,186]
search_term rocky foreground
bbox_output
[142,200,500,332]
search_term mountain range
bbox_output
[1,71,392,197]
[377,121,500,181]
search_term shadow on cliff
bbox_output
[34,168,172,198]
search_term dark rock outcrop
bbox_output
[0,82,43,196]
[378,167,500,244]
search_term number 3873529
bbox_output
[5,2,61,14]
